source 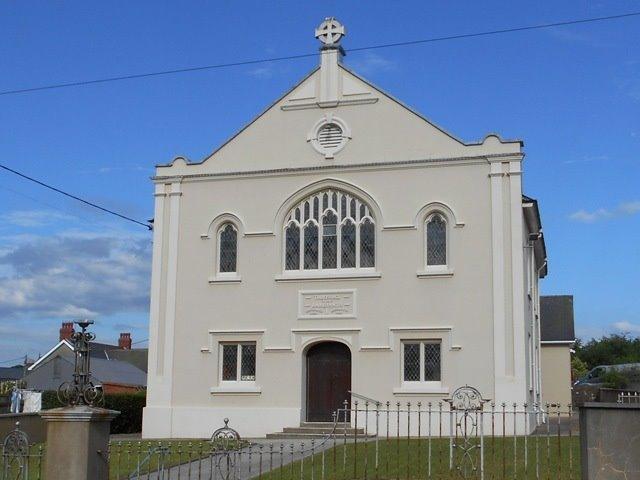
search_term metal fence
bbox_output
[618,391,640,404]
[107,386,579,480]
[1,422,44,480]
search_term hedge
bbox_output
[41,390,146,434]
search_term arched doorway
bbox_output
[306,342,351,422]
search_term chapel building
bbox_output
[143,18,548,438]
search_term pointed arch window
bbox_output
[283,189,376,272]
[303,222,319,269]
[218,223,238,273]
[285,223,300,270]
[426,214,447,266]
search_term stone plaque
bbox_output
[299,290,356,319]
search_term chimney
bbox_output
[118,333,132,350]
[59,322,75,341]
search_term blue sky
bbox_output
[1,1,639,362]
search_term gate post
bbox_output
[40,405,119,480]
[579,402,640,479]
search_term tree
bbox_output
[574,334,640,370]
[571,355,589,382]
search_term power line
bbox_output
[0,163,152,230]
[1,11,638,97]
[0,355,26,365]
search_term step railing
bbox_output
[348,390,382,406]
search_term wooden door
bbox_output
[306,342,351,422]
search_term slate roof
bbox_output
[106,349,148,373]
[540,295,575,342]
[89,342,119,359]
[0,365,24,381]
[89,357,147,386]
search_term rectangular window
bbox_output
[402,341,441,383]
[221,342,256,382]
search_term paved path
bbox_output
[131,437,349,480]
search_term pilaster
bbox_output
[144,180,181,437]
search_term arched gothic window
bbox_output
[426,213,447,266]
[218,223,238,273]
[283,189,376,271]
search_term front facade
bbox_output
[143,19,548,438]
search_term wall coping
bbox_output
[0,412,40,419]
[581,402,640,410]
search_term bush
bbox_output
[40,390,146,434]
[571,356,589,382]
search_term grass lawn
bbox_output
[259,437,581,480]
[0,443,45,480]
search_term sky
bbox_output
[0,1,639,363]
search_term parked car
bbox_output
[572,363,640,406]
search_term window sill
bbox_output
[210,385,261,395]
[209,275,242,284]
[393,385,449,395]
[416,268,454,279]
[275,271,381,282]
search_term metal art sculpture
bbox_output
[57,319,104,407]
[2,422,29,480]
[446,386,490,479]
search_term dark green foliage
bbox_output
[574,334,640,370]
[601,370,629,389]
[40,390,146,434]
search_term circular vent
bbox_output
[317,123,343,149]
[308,117,351,159]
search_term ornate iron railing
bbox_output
[108,386,579,480]
[1,422,44,480]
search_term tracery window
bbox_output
[218,223,238,273]
[426,213,447,266]
[284,189,376,271]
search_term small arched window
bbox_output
[218,223,238,273]
[426,214,447,266]
[283,189,376,272]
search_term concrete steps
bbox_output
[266,422,374,439]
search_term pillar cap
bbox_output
[40,405,120,422]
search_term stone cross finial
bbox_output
[315,17,345,46]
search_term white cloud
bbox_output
[248,65,275,79]
[0,232,151,320]
[2,210,76,228]
[349,52,396,75]
[569,200,640,223]
[613,321,640,334]
[563,155,609,165]
[619,201,640,215]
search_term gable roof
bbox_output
[37,355,147,387]
[27,339,73,371]
[157,63,523,170]
[27,339,137,372]
[540,295,575,343]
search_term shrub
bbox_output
[40,390,146,434]
[601,370,629,389]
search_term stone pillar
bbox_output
[579,402,640,479]
[40,405,119,480]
